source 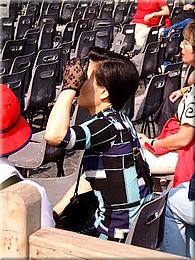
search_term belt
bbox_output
[111,200,140,210]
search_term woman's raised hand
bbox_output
[62,58,88,93]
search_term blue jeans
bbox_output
[160,182,195,257]
[163,18,193,37]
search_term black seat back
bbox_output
[25,2,40,24]
[34,47,61,85]
[95,25,111,49]
[121,23,135,54]
[140,41,160,79]
[11,52,35,93]
[142,73,167,119]
[123,2,137,23]
[15,15,33,39]
[121,93,135,120]
[46,2,61,22]
[61,21,76,43]
[93,18,114,43]
[163,61,183,98]
[60,3,76,25]
[71,6,86,22]
[98,2,114,19]
[157,37,167,69]
[24,30,40,55]
[2,38,26,60]
[75,30,96,59]
[28,61,58,109]
[0,69,26,110]
[125,181,172,249]
[38,14,57,30]
[142,25,161,52]
[0,59,12,76]
[83,5,99,20]
[39,22,56,50]
[164,28,183,61]
[0,17,14,50]
[72,19,89,48]
[58,41,72,74]
[113,2,126,26]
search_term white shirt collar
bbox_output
[0,157,24,183]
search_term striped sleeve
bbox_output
[59,117,118,151]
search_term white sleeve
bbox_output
[178,86,195,127]
[22,180,55,228]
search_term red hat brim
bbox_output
[0,115,32,157]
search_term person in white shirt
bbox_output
[0,84,55,228]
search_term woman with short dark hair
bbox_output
[45,48,154,242]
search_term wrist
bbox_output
[58,89,76,104]
[61,87,79,95]
[180,88,185,96]
[180,87,188,96]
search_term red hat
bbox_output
[0,84,32,157]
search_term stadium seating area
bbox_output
[0,1,194,257]
[0,0,189,134]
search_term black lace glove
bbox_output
[62,58,88,95]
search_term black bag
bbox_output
[55,157,98,232]
[55,190,98,231]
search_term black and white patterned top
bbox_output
[61,107,153,239]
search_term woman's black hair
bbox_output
[88,47,139,110]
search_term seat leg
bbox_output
[41,106,50,130]
[147,119,151,138]
[141,120,145,133]
[56,149,66,177]
[151,115,156,138]
[143,78,147,89]
[40,114,45,130]
[56,160,65,177]
[143,118,151,138]
[28,111,34,129]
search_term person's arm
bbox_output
[139,124,194,150]
[53,175,92,215]
[45,58,85,146]
[144,5,170,22]
[45,90,76,146]
[169,87,189,103]
[183,4,195,10]
[152,124,194,150]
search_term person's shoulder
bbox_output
[21,179,46,195]
[0,158,21,182]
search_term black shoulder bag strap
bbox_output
[117,112,154,193]
[131,142,154,193]
[0,175,22,191]
[70,155,84,204]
